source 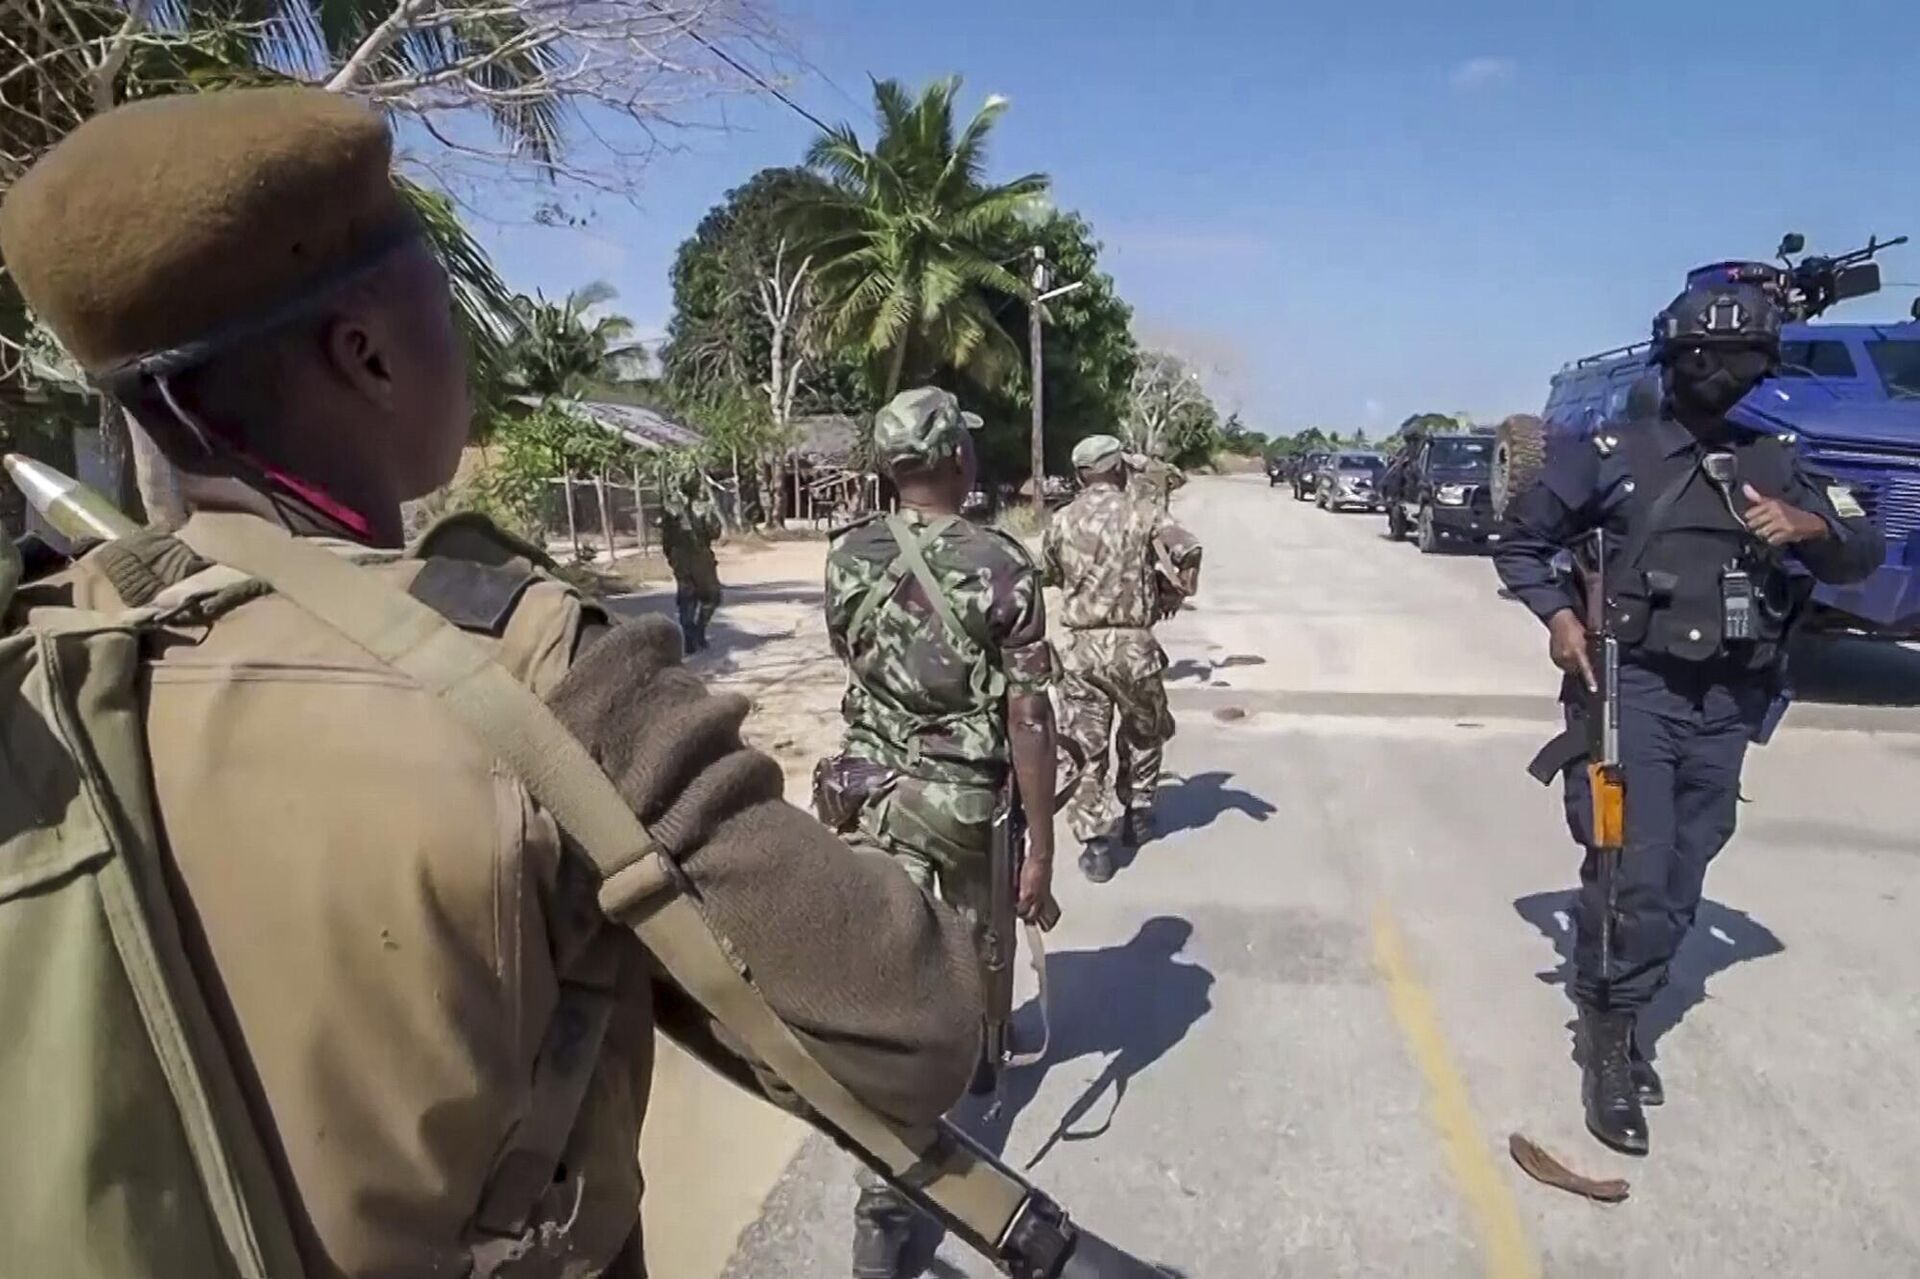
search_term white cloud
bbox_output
[1449,56,1515,92]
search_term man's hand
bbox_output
[1742,484,1829,547]
[1547,608,1597,693]
[1016,855,1060,930]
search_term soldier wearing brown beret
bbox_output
[1,87,983,1277]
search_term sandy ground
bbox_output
[600,533,845,1278]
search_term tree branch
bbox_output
[325,0,441,92]
[90,0,154,113]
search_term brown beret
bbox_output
[0,86,416,378]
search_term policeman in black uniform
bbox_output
[1494,267,1883,1155]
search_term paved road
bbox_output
[722,474,1920,1279]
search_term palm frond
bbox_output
[395,176,515,394]
[572,280,620,310]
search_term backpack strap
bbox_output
[886,514,976,650]
[847,515,975,652]
[174,513,1031,1249]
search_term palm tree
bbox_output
[790,76,1048,399]
[501,283,644,402]
[1,0,565,525]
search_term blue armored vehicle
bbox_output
[1494,234,1920,637]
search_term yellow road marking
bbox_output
[1372,903,1542,1279]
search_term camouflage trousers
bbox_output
[847,775,1000,1225]
[1056,627,1175,843]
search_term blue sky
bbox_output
[477,0,1920,436]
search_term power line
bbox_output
[649,2,838,136]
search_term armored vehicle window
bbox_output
[1777,340,1857,379]
[1866,341,1920,400]
[1336,453,1383,473]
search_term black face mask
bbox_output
[1667,346,1773,418]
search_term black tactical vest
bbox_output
[1602,422,1807,668]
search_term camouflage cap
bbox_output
[872,387,982,470]
[0,87,417,381]
[1071,434,1125,474]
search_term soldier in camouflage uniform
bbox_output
[659,466,723,653]
[1045,434,1202,883]
[820,387,1060,1278]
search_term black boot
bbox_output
[1124,808,1158,847]
[1079,838,1115,884]
[1579,1007,1649,1155]
[1629,1033,1664,1107]
[851,1186,913,1279]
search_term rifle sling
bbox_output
[1622,451,1702,571]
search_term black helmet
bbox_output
[1649,262,1784,366]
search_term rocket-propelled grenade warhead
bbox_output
[3,453,139,542]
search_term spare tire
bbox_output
[1492,413,1545,520]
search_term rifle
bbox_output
[974,745,1082,1119]
[1524,530,1625,988]
[1578,529,1626,991]
[1764,231,1909,321]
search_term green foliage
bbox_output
[788,75,1048,398]
[662,167,865,411]
[675,389,787,471]
[968,211,1137,482]
[1165,397,1224,470]
[482,402,651,537]
[1268,427,1337,457]
[500,284,641,402]
[1214,412,1268,457]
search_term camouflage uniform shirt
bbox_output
[1042,485,1199,631]
[660,489,722,600]
[826,510,1054,786]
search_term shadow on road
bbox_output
[902,918,1215,1275]
[1513,889,1785,1062]
[1153,770,1277,841]
[1789,633,1920,708]
[1165,653,1268,685]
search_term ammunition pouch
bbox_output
[811,752,898,833]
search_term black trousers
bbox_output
[1559,660,1766,1011]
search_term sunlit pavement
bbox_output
[723,474,1920,1278]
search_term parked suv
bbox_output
[1386,433,1497,552]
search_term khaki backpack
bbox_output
[0,546,306,1277]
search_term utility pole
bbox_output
[1029,245,1048,510]
[1021,248,1085,512]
